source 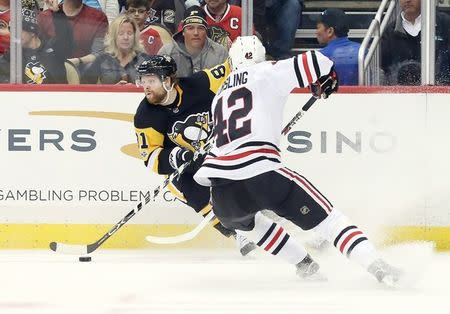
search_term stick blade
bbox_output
[146,211,215,244]
[145,234,185,244]
[49,242,89,255]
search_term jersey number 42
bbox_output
[214,87,253,148]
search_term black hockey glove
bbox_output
[310,68,339,99]
[168,147,205,174]
[169,147,194,169]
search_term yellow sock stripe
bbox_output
[212,218,220,226]
[199,204,212,216]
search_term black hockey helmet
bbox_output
[137,55,177,79]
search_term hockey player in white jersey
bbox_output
[194,36,400,285]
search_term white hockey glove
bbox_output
[310,68,339,99]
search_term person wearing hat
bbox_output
[157,5,228,77]
[316,8,360,85]
[0,7,73,83]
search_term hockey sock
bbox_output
[311,209,379,269]
[237,211,308,264]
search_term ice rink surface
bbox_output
[0,242,447,314]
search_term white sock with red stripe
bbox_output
[312,209,379,269]
[237,212,308,264]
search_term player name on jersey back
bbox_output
[195,61,297,187]
[217,71,248,95]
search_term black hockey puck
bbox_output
[79,256,92,262]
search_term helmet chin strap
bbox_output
[161,78,175,105]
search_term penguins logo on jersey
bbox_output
[168,112,211,151]
[24,61,46,84]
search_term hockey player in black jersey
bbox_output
[133,55,256,256]
[194,36,401,286]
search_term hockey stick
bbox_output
[145,210,216,244]
[49,119,213,255]
[49,158,194,255]
[281,95,317,135]
[145,95,318,245]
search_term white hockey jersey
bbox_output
[194,51,334,186]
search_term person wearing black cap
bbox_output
[157,5,228,77]
[0,7,73,83]
[316,8,360,85]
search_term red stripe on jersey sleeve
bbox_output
[302,53,313,84]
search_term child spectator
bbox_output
[126,0,165,55]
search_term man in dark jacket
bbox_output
[381,0,450,85]
[0,8,73,84]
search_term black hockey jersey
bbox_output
[134,62,230,175]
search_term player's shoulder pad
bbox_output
[203,60,231,94]
[134,97,167,131]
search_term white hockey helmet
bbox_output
[228,35,266,71]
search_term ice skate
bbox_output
[235,233,257,256]
[295,254,327,281]
[367,259,402,287]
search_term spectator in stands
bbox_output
[38,0,108,66]
[316,8,360,86]
[0,7,72,84]
[0,2,9,56]
[43,1,119,23]
[233,0,302,60]
[381,0,450,85]
[126,0,165,55]
[158,5,227,77]
[81,15,149,84]
[203,0,243,48]
[0,0,37,56]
